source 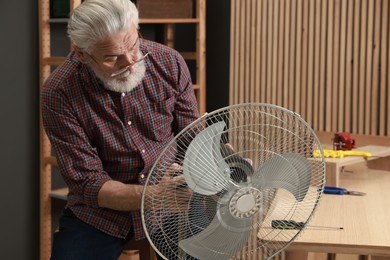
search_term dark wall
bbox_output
[0,1,40,259]
[0,1,230,259]
[206,0,230,112]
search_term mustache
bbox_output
[110,52,151,78]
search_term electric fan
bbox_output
[141,103,326,259]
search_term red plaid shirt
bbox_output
[41,39,200,240]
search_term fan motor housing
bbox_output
[229,187,262,218]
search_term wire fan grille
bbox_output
[141,103,325,260]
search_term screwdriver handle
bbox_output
[272,219,344,230]
[324,186,346,195]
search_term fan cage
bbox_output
[141,103,326,260]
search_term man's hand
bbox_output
[143,163,193,213]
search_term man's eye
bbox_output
[104,56,118,63]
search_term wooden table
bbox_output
[323,145,390,187]
[287,167,390,259]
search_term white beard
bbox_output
[91,51,146,93]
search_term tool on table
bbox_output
[324,186,366,196]
[333,132,356,150]
[313,149,372,158]
[271,220,343,230]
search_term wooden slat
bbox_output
[39,0,52,258]
[365,0,374,135]
[380,0,389,136]
[313,0,322,130]
[295,0,303,115]
[276,0,285,106]
[245,0,251,102]
[306,0,315,126]
[325,0,334,132]
[318,0,328,131]
[338,0,347,131]
[344,0,354,133]
[230,0,390,140]
[271,0,279,104]
[249,0,256,103]
[358,0,368,134]
[266,0,273,103]
[352,0,361,134]
[370,0,381,135]
[288,0,297,109]
[196,0,206,115]
[164,24,174,48]
[239,0,245,103]
[261,0,267,104]
[233,0,239,103]
[331,0,340,131]
[388,0,390,136]
[283,0,290,106]
[254,0,262,103]
[229,0,235,104]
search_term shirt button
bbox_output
[140,174,145,179]
[127,121,132,126]
[121,93,125,97]
[141,149,146,154]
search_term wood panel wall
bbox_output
[230,0,390,139]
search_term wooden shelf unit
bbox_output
[39,1,206,259]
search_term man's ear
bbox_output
[73,45,88,64]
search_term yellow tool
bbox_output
[313,149,372,158]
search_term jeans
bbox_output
[51,208,162,260]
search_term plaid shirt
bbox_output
[41,39,200,240]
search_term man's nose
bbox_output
[123,51,136,67]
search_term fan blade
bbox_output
[179,205,251,259]
[253,153,311,201]
[183,122,231,195]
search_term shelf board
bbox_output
[43,57,67,66]
[181,52,196,60]
[49,187,68,200]
[140,18,200,24]
[49,18,69,23]
[44,52,195,66]
[43,155,58,167]
[48,18,200,24]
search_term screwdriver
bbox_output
[271,220,343,230]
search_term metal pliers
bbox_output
[324,186,366,196]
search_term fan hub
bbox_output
[229,187,262,218]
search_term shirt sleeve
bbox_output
[41,84,111,208]
[172,53,201,134]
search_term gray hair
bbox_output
[68,0,139,53]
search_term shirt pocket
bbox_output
[143,95,175,141]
